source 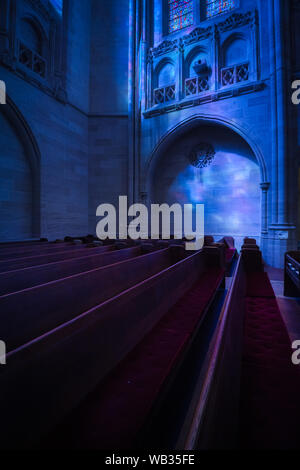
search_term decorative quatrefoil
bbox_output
[189,143,216,169]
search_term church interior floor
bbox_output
[264,265,300,344]
[277,297,300,343]
[265,265,284,281]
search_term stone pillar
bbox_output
[140,0,148,112]
[250,10,259,82]
[267,0,297,267]
[128,0,137,207]
[212,25,219,91]
[0,0,10,52]
[177,39,184,101]
[261,182,270,235]
[146,52,153,109]
[153,0,163,46]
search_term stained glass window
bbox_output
[168,0,194,33]
[206,0,235,19]
[49,0,63,16]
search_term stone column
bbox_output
[128,0,137,207]
[260,182,270,235]
[140,0,148,111]
[212,25,219,91]
[146,52,153,109]
[267,0,297,267]
[177,39,184,101]
[250,10,259,82]
[0,0,10,49]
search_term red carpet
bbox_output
[239,274,300,449]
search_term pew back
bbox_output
[0,246,142,296]
[0,245,113,273]
[0,248,211,449]
[0,247,174,351]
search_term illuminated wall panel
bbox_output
[152,125,261,250]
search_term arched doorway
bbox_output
[147,120,266,251]
[0,98,40,241]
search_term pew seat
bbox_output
[43,267,225,450]
[246,272,275,298]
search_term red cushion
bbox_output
[246,272,275,298]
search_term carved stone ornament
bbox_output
[189,143,216,169]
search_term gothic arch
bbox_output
[0,95,41,239]
[184,44,208,78]
[144,114,268,188]
[143,114,269,241]
[20,15,49,53]
[220,32,249,67]
[153,57,176,88]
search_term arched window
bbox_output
[206,0,236,19]
[49,0,63,16]
[18,18,46,78]
[168,0,194,33]
[20,19,42,54]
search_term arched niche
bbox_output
[145,119,268,251]
[221,33,249,67]
[153,58,176,89]
[0,97,41,241]
[184,45,208,79]
[20,15,49,57]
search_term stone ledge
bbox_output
[143,81,265,119]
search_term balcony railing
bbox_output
[185,76,209,97]
[154,84,176,105]
[18,41,46,79]
[221,62,249,87]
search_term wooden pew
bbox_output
[0,246,224,450]
[0,247,176,352]
[42,248,226,450]
[241,237,260,251]
[0,246,143,296]
[182,253,245,450]
[0,243,89,261]
[218,236,237,272]
[0,240,48,249]
[284,252,300,297]
[182,245,277,450]
[0,244,114,273]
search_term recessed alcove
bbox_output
[0,100,40,242]
[150,124,261,250]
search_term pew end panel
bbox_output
[203,244,226,273]
[181,254,246,450]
